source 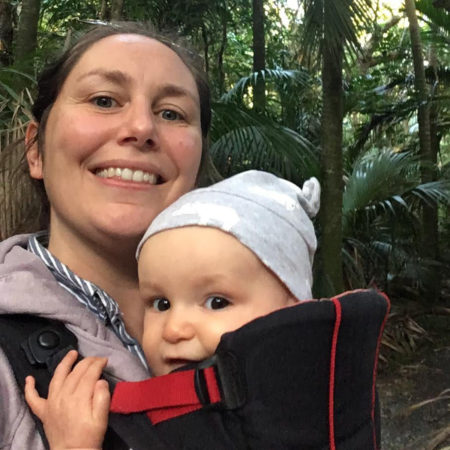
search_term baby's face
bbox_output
[138,226,296,376]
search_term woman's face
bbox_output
[27,34,202,249]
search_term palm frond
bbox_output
[300,0,374,66]
[210,102,319,183]
[416,0,450,34]
[342,236,381,287]
[343,150,417,216]
[0,81,20,103]
[407,180,450,206]
[220,68,312,104]
[0,68,37,85]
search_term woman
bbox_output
[0,23,211,449]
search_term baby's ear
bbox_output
[25,121,43,180]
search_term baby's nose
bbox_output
[162,312,196,343]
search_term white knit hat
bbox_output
[137,170,320,301]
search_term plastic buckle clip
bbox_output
[194,352,246,410]
[21,323,78,371]
[194,358,214,405]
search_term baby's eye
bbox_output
[91,96,117,108]
[204,296,231,310]
[152,297,171,312]
[161,109,182,121]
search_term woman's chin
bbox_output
[95,207,159,239]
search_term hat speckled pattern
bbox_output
[137,170,320,301]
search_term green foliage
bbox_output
[341,149,449,292]
[299,0,373,67]
[0,68,35,130]
[1,0,448,301]
[210,101,319,183]
[40,0,99,29]
[211,66,321,184]
[416,0,450,34]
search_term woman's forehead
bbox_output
[63,33,198,94]
[77,33,183,67]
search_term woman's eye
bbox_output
[161,109,182,121]
[152,298,171,312]
[205,296,230,310]
[92,96,117,108]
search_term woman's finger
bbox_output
[24,376,47,421]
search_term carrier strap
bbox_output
[111,363,222,424]
[0,314,169,450]
[0,314,79,449]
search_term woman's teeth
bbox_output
[96,168,158,185]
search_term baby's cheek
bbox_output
[203,316,252,356]
[141,325,160,363]
[203,323,228,356]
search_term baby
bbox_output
[24,170,320,449]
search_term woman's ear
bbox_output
[25,121,43,180]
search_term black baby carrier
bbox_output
[0,289,390,449]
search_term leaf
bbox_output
[210,102,320,183]
[0,81,20,102]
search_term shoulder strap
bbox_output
[0,314,169,450]
[0,314,76,449]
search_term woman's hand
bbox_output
[24,350,110,450]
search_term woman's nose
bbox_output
[162,311,196,343]
[119,100,157,149]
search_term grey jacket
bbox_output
[0,234,149,449]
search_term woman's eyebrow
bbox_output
[155,84,199,105]
[76,69,132,85]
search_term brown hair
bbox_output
[0,23,212,239]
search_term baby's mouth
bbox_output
[94,167,163,185]
[167,358,196,365]
[166,358,201,371]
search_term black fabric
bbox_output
[155,290,387,450]
[108,411,173,450]
[333,292,386,449]
[0,314,153,450]
[0,314,59,449]
[0,290,388,450]
[0,314,77,399]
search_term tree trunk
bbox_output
[0,0,13,66]
[100,0,109,20]
[111,0,123,20]
[428,44,441,300]
[319,43,345,297]
[252,0,265,112]
[217,13,228,97]
[201,25,209,75]
[15,0,41,65]
[429,46,441,160]
[405,0,439,301]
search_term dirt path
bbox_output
[378,340,450,449]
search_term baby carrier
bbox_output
[0,289,390,449]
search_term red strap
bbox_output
[329,297,342,450]
[331,289,390,450]
[110,367,221,424]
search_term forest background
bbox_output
[0,0,449,447]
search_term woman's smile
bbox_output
[95,167,160,185]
